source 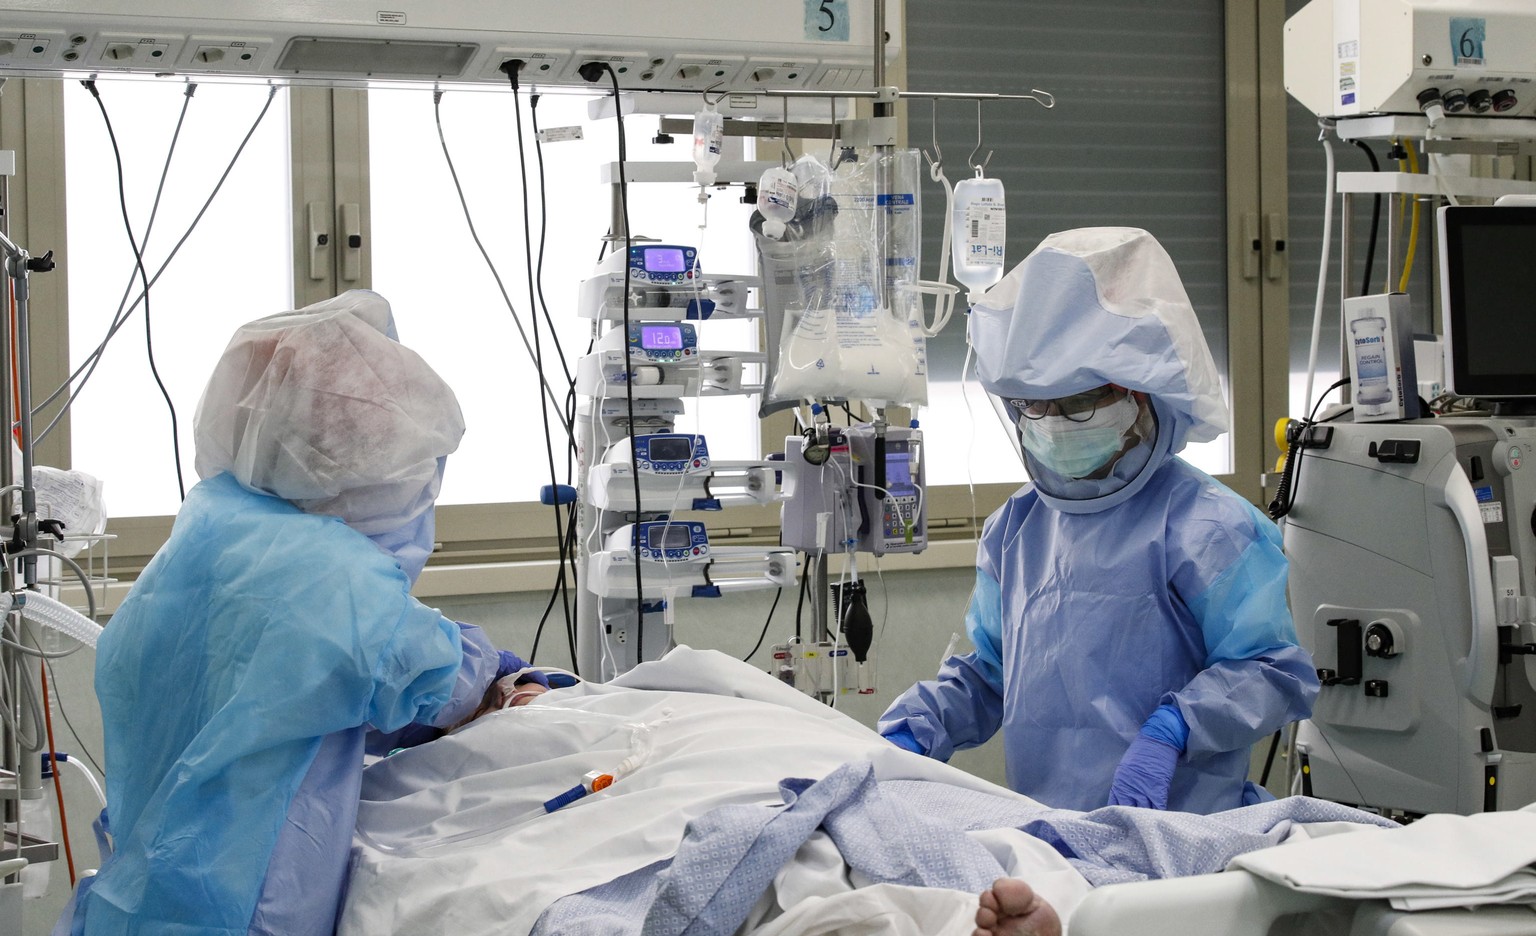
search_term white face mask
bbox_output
[1018,394,1141,479]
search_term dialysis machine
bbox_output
[1284,417,1536,815]
[1282,205,1536,815]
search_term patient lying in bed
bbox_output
[340,648,1386,936]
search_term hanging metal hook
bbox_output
[968,98,993,174]
[701,80,726,108]
[781,95,793,167]
[1024,88,1056,109]
[922,97,943,175]
[827,95,841,167]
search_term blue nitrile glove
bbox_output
[497,650,549,688]
[1107,704,1188,809]
[883,726,925,754]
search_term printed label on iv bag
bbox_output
[963,201,1006,265]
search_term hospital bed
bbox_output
[340,648,1536,936]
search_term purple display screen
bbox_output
[643,248,687,273]
[640,325,684,350]
[886,452,915,494]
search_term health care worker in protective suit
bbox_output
[879,228,1319,814]
[62,292,544,936]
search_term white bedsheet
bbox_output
[339,647,1090,936]
[1229,805,1536,912]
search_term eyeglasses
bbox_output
[1010,386,1127,422]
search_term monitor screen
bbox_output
[648,436,693,461]
[640,325,684,350]
[1441,206,1536,398]
[642,247,687,273]
[647,524,693,549]
[885,450,915,495]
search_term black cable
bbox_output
[743,586,785,662]
[42,656,103,778]
[525,93,576,399]
[587,62,647,653]
[36,84,277,445]
[98,82,194,389]
[530,497,583,675]
[1258,728,1281,787]
[522,87,578,483]
[529,92,584,611]
[1268,376,1351,520]
[794,553,813,641]
[430,90,570,435]
[503,72,574,641]
[81,80,185,501]
[1352,140,1382,297]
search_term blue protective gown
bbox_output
[879,456,1319,814]
[73,472,499,935]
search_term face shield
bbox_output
[990,386,1161,502]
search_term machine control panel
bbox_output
[628,244,698,284]
[875,444,922,546]
[630,434,710,474]
[632,520,710,562]
[627,322,698,363]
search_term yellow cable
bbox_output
[1399,140,1421,294]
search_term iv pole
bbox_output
[0,158,58,927]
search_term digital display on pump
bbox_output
[647,524,693,550]
[649,437,694,461]
[885,452,915,495]
[644,248,688,273]
[640,325,685,350]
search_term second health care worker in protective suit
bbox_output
[879,228,1318,814]
[64,291,544,936]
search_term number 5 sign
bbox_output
[805,0,850,42]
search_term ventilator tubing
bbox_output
[1,590,103,648]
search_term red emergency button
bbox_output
[692,547,700,555]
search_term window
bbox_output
[63,78,291,518]
[367,87,762,506]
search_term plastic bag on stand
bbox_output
[753,150,928,415]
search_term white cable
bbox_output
[910,155,959,337]
[1422,107,1461,209]
[59,755,106,810]
[958,340,981,542]
[1303,121,1337,413]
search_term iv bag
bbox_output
[691,105,724,187]
[753,150,928,412]
[951,175,1006,293]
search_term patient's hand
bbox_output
[973,878,1060,936]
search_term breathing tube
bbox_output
[1,590,103,648]
[354,707,661,857]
